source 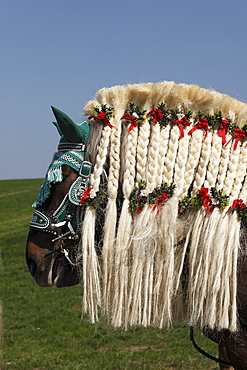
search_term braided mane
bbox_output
[80,81,247,331]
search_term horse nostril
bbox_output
[27,258,37,277]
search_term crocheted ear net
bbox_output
[33,150,85,208]
[80,81,247,332]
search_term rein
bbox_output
[190,327,232,366]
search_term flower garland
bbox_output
[145,105,247,149]
[88,103,247,149]
[89,104,115,128]
[78,180,247,226]
[228,199,247,226]
[79,184,108,209]
[178,186,247,225]
[85,103,247,221]
[179,187,229,215]
[129,181,176,214]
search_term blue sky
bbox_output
[1,0,247,180]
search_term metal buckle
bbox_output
[79,161,91,178]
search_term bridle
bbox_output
[30,142,91,267]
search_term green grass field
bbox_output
[0,179,219,369]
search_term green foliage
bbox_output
[179,195,202,211]
[148,182,176,206]
[94,104,115,119]
[127,103,147,124]
[242,123,247,135]
[179,187,229,213]
[1,179,218,369]
[129,181,176,213]
[80,185,108,209]
[236,205,247,227]
[210,188,229,210]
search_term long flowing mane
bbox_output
[80,81,247,331]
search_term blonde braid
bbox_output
[136,119,150,183]
[84,122,112,323]
[127,113,153,327]
[81,117,112,323]
[215,134,231,191]
[122,125,138,198]
[182,128,204,196]
[156,125,172,186]
[203,132,223,189]
[172,122,192,310]
[162,125,180,184]
[141,118,163,327]
[103,116,123,326]
[145,122,161,192]
[112,122,138,328]
[238,168,247,201]
[90,125,111,192]
[192,131,213,192]
[230,143,247,200]
[99,86,127,325]
[222,141,241,200]
[173,120,191,198]
[150,120,179,327]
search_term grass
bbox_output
[0,179,219,369]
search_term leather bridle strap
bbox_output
[190,326,232,366]
[30,203,80,241]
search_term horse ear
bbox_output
[51,106,89,144]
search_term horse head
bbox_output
[26,107,90,287]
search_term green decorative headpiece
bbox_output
[51,106,89,144]
[33,107,90,208]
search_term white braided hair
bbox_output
[82,80,247,331]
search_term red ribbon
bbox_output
[152,193,169,214]
[198,187,211,207]
[230,199,246,210]
[225,128,246,150]
[137,206,143,214]
[198,187,215,214]
[121,113,138,131]
[137,195,143,214]
[217,120,229,144]
[89,112,114,128]
[146,108,163,123]
[79,187,93,205]
[173,116,192,138]
[188,118,209,139]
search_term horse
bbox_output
[26,81,247,369]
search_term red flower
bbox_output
[146,108,163,123]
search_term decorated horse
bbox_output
[26,81,247,369]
